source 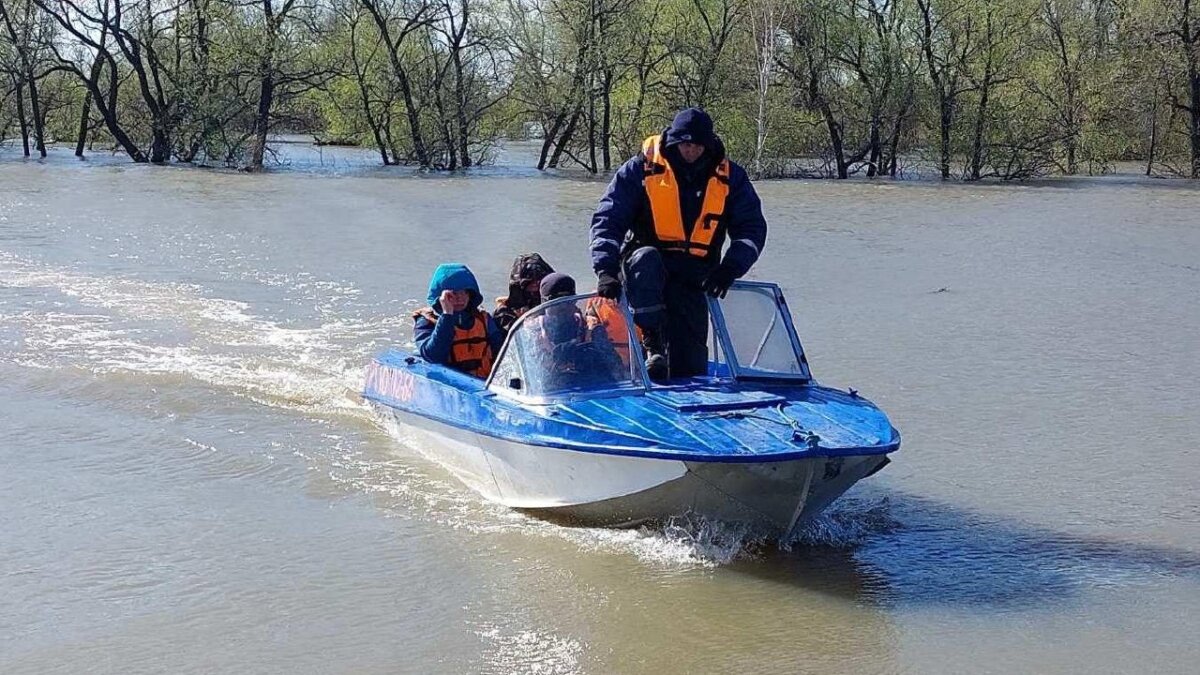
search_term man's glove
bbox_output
[702,265,738,299]
[596,271,622,300]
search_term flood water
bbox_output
[2,146,1199,674]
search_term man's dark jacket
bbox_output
[589,134,767,278]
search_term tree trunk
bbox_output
[347,14,391,165]
[92,58,148,162]
[866,117,881,177]
[112,31,172,163]
[249,70,274,170]
[396,69,428,166]
[544,34,591,171]
[802,50,846,178]
[247,4,278,171]
[15,80,30,157]
[75,30,111,158]
[939,100,953,179]
[427,42,454,170]
[1146,95,1157,176]
[919,0,952,180]
[1188,16,1200,178]
[970,80,990,180]
[888,91,913,177]
[587,85,598,173]
[601,68,612,171]
[26,68,45,157]
[548,109,582,169]
[450,2,472,168]
[76,87,94,157]
[360,96,393,164]
[358,77,392,165]
[0,0,38,157]
[822,107,847,179]
[150,127,171,164]
[538,113,566,170]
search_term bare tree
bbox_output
[34,0,150,161]
[1157,0,1200,177]
[357,0,435,166]
[0,0,49,156]
[241,0,337,170]
[780,2,851,178]
[963,0,1022,180]
[667,0,742,108]
[917,0,979,179]
[749,0,784,176]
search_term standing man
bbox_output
[589,107,768,380]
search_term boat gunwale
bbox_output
[363,389,901,464]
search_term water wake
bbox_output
[0,251,388,417]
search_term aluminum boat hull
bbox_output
[364,283,899,536]
[378,404,890,534]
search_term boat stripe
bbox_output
[365,389,898,463]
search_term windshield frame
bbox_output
[707,280,812,383]
[485,292,651,403]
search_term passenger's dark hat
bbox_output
[539,272,577,301]
[664,107,715,148]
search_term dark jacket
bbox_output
[413,263,505,368]
[589,133,767,278]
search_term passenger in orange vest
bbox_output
[534,273,623,386]
[589,108,768,380]
[412,263,505,378]
[584,297,634,368]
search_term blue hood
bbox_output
[427,263,484,311]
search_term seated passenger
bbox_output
[583,296,634,367]
[413,263,505,378]
[493,252,555,332]
[536,273,624,387]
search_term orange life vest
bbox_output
[641,134,731,258]
[584,297,635,366]
[414,308,495,378]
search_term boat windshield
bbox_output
[488,294,644,399]
[713,283,811,380]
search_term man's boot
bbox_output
[641,327,669,382]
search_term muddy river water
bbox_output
[2,148,1198,673]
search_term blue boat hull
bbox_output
[371,395,892,534]
[364,283,900,534]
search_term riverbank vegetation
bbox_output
[2,0,1198,178]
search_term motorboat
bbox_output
[363,281,900,536]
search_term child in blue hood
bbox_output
[412,263,506,378]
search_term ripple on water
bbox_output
[473,621,584,675]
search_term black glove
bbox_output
[702,265,738,299]
[596,271,622,300]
